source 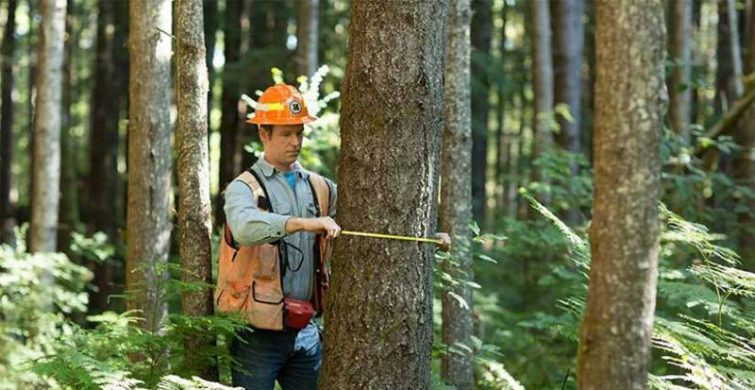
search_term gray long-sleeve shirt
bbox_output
[223,155,336,301]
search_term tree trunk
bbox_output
[30,0,67,253]
[668,0,692,143]
[577,1,666,388]
[470,0,492,223]
[216,0,242,228]
[0,0,18,244]
[58,0,79,256]
[321,1,448,388]
[552,0,584,155]
[89,0,119,241]
[296,0,319,77]
[126,0,172,332]
[552,0,584,224]
[203,0,217,130]
[440,0,473,388]
[735,8,755,271]
[530,0,554,206]
[176,0,216,379]
[716,0,745,113]
[582,0,596,164]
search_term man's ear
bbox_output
[258,126,269,144]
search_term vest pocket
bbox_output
[253,243,280,281]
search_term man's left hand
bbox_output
[436,233,451,252]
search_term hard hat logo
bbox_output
[289,99,302,115]
[247,84,317,125]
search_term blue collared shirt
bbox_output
[223,155,337,301]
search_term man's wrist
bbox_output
[285,217,305,234]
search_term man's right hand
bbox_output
[285,217,342,239]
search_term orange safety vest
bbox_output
[215,169,333,331]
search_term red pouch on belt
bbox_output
[284,297,315,329]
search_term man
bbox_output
[219,84,339,390]
[217,84,450,389]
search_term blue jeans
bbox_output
[231,322,322,390]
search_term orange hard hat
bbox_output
[246,84,316,125]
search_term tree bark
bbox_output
[321,1,448,388]
[470,0,492,223]
[30,0,67,253]
[126,0,172,332]
[530,0,554,204]
[88,0,119,241]
[297,0,319,78]
[668,0,692,143]
[577,1,666,389]
[176,0,216,379]
[216,0,242,228]
[0,0,18,244]
[440,0,474,388]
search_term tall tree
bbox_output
[203,0,217,128]
[470,0,492,223]
[58,0,79,256]
[176,0,215,379]
[530,0,554,204]
[440,0,474,388]
[216,0,242,227]
[30,0,67,253]
[577,1,666,388]
[89,0,119,239]
[716,0,744,113]
[552,0,584,223]
[552,0,584,155]
[0,0,18,244]
[297,0,319,77]
[321,1,448,388]
[127,0,172,332]
[668,0,692,143]
[735,8,755,270]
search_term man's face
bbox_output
[259,124,305,168]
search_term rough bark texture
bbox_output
[296,0,319,77]
[321,1,448,388]
[530,0,554,206]
[577,1,666,389]
[470,0,492,223]
[89,0,119,239]
[0,0,18,244]
[440,0,473,388]
[216,0,242,228]
[669,0,692,143]
[30,0,67,253]
[552,0,584,155]
[127,0,172,332]
[176,0,216,379]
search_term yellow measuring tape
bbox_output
[340,230,443,245]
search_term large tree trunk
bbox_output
[552,0,584,224]
[470,0,492,223]
[296,0,319,77]
[530,0,554,204]
[0,0,18,244]
[30,0,67,253]
[176,0,216,379]
[321,1,448,388]
[440,0,473,388]
[126,0,172,332]
[577,1,666,388]
[668,0,692,143]
[215,0,242,228]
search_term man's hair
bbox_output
[258,124,273,134]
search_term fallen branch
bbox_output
[693,87,755,157]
